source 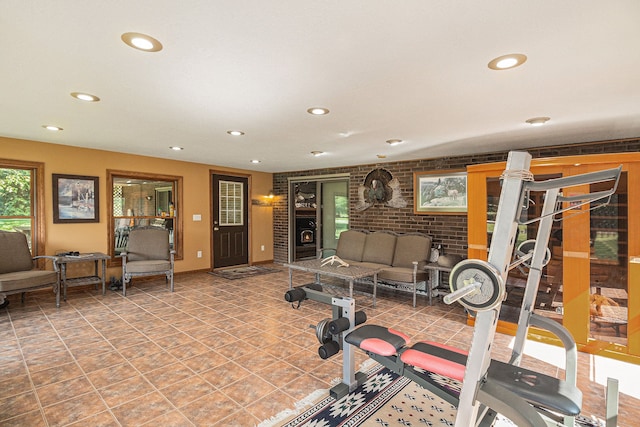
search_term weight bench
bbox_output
[346,324,582,426]
[286,152,622,427]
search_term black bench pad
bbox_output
[488,360,582,416]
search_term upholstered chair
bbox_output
[120,227,175,296]
[0,231,60,307]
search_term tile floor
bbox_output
[0,266,638,426]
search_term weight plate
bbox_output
[449,259,505,311]
[516,239,551,267]
[315,318,332,344]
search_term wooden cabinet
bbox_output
[467,152,640,363]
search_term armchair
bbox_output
[0,230,60,307]
[121,227,175,296]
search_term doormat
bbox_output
[260,364,604,427]
[208,266,281,280]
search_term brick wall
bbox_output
[273,138,640,263]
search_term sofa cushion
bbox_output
[0,231,33,274]
[124,260,172,274]
[335,230,367,262]
[392,234,431,268]
[379,267,428,283]
[362,232,397,266]
[0,270,58,292]
[353,261,387,270]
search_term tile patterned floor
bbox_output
[0,266,638,426]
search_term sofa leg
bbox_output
[413,284,416,308]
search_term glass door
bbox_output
[469,154,640,362]
[289,176,349,262]
[589,173,628,346]
[321,180,349,255]
[487,174,564,325]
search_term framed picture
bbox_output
[414,170,467,214]
[52,174,99,223]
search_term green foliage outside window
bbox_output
[0,168,31,216]
[0,168,32,233]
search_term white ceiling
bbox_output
[1,1,639,173]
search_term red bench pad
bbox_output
[345,325,410,356]
[400,341,468,381]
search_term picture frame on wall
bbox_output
[413,170,467,214]
[52,174,100,223]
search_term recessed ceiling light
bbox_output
[386,139,403,146]
[311,151,324,156]
[227,130,245,136]
[307,107,330,116]
[42,125,63,131]
[250,159,261,164]
[169,146,183,151]
[525,117,550,126]
[488,53,527,70]
[70,92,100,102]
[121,32,163,52]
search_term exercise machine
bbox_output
[286,151,621,426]
[285,283,368,399]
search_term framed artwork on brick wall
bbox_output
[414,170,467,214]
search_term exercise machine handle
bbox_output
[328,310,367,334]
[284,287,307,303]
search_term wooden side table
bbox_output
[56,252,110,301]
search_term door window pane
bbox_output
[334,194,348,239]
[219,181,243,226]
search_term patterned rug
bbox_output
[275,367,459,427]
[208,266,280,280]
[264,365,605,427]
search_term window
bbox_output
[219,180,243,226]
[107,170,183,263]
[0,159,44,255]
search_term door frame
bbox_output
[287,173,349,263]
[210,170,252,270]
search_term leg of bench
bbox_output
[606,377,619,427]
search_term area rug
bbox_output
[262,365,604,427]
[209,266,281,280]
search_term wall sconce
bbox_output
[145,195,153,201]
[251,190,275,207]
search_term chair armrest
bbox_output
[33,255,60,272]
[119,252,128,268]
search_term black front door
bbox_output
[212,174,249,269]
